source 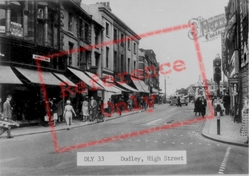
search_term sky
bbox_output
[82,0,229,95]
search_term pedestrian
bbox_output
[194,97,201,116]
[240,95,249,144]
[0,95,14,138]
[50,98,58,127]
[177,96,182,107]
[223,93,230,115]
[127,98,132,111]
[200,96,207,117]
[56,99,63,123]
[213,96,224,116]
[107,98,113,116]
[63,100,76,130]
[90,96,97,121]
[82,97,89,122]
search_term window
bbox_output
[68,42,73,66]
[95,53,99,67]
[121,33,124,46]
[134,43,137,54]
[84,23,89,42]
[79,18,83,38]
[114,28,117,42]
[127,38,130,50]
[128,58,130,73]
[106,22,109,36]
[95,31,99,46]
[134,61,136,70]
[68,12,73,31]
[106,47,109,68]
[121,54,124,72]
[114,51,117,71]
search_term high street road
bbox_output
[0,104,248,175]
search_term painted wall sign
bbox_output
[188,14,226,42]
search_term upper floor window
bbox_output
[79,18,83,38]
[95,31,99,46]
[127,38,130,50]
[106,22,109,36]
[121,33,124,47]
[114,28,117,42]
[106,47,109,68]
[68,12,73,32]
[84,23,89,42]
[68,42,74,66]
[134,42,137,54]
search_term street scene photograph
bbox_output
[0,0,249,175]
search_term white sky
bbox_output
[82,0,229,95]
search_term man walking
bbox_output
[0,95,14,138]
[90,96,97,121]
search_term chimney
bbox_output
[106,2,112,11]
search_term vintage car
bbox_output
[169,95,188,106]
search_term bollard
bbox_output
[217,111,220,135]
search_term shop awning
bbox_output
[113,84,129,92]
[0,66,23,84]
[131,77,147,93]
[117,81,139,92]
[15,67,64,86]
[138,80,150,93]
[152,88,159,93]
[85,71,121,94]
[67,67,104,90]
[52,72,76,87]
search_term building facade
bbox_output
[0,0,66,122]
[223,0,249,121]
[82,2,141,104]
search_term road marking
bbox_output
[154,141,158,143]
[172,142,175,144]
[137,140,140,141]
[218,147,231,174]
[146,118,162,125]
[169,108,177,112]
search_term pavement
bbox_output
[1,103,249,148]
[201,114,248,147]
[8,105,155,137]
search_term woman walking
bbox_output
[200,96,207,117]
[82,98,89,122]
[63,100,76,130]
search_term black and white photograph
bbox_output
[0,0,249,175]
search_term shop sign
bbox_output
[225,12,236,32]
[10,21,23,37]
[33,54,50,62]
[188,14,226,42]
[229,50,239,78]
[0,26,5,33]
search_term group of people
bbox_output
[193,96,207,117]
